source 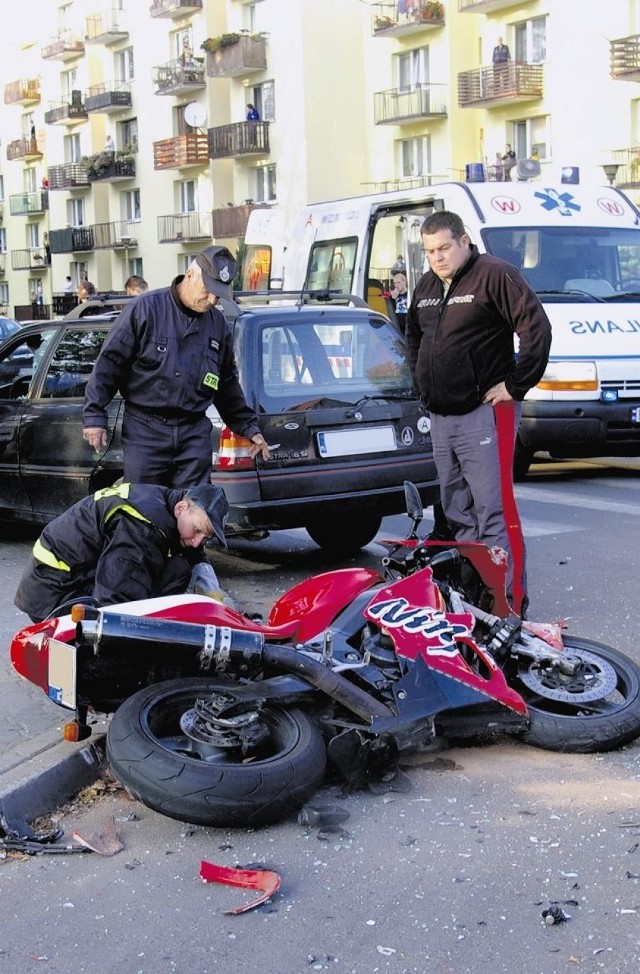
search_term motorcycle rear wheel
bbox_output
[516,636,640,753]
[107,678,327,827]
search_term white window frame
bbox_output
[121,188,141,222]
[397,47,428,89]
[397,135,431,178]
[252,164,277,203]
[514,17,546,63]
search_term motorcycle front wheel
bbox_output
[515,636,640,753]
[107,678,327,827]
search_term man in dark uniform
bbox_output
[82,245,270,487]
[14,482,229,623]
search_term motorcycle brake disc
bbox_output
[519,648,618,703]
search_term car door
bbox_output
[18,323,124,520]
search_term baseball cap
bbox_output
[184,484,229,548]
[195,246,238,300]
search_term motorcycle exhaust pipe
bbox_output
[77,611,393,723]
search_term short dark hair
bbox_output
[421,211,466,239]
[125,275,148,295]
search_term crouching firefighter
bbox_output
[14,482,229,624]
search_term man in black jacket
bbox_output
[14,482,228,623]
[405,210,551,615]
[82,245,269,487]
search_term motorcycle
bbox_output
[10,483,640,829]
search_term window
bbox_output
[252,164,276,203]
[304,238,358,292]
[0,283,8,310]
[398,135,431,178]
[243,3,264,32]
[118,118,138,153]
[512,116,549,160]
[61,68,78,100]
[27,224,40,248]
[397,48,428,88]
[121,188,141,222]
[0,229,6,254]
[249,81,275,122]
[24,169,37,193]
[42,328,110,400]
[178,179,197,213]
[71,260,89,283]
[67,197,85,226]
[114,47,134,83]
[173,26,193,60]
[64,132,82,163]
[514,17,546,62]
[0,175,4,201]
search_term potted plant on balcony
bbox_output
[201,33,241,55]
[418,1,444,20]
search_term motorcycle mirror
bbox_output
[404,481,423,537]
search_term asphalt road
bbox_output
[1,457,640,974]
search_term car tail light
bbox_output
[215,425,256,470]
[10,619,57,693]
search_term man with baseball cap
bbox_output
[82,244,269,488]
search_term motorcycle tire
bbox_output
[305,513,382,554]
[516,636,640,753]
[107,678,327,828]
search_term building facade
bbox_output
[0,0,639,318]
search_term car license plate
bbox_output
[631,406,640,424]
[47,638,76,708]
[317,426,397,458]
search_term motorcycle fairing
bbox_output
[365,569,528,715]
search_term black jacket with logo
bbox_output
[405,247,552,415]
[83,279,260,438]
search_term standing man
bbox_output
[124,274,148,295]
[405,211,551,616]
[492,35,511,92]
[83,245,269,487]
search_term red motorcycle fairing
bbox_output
[365,568,528,715]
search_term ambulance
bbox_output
[246,182,640,475]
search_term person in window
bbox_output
[246,103,260,121]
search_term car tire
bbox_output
[305,513,382,554]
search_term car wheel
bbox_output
[305,513,382,554]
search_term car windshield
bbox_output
[0,317,21,341]
[481,226,640,298]
[255,316,412,410]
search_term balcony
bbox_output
[91,221,139,249]
[204,34,267,79]
[6,137,42,162]
[15,304,52,322]
[374,83,447,123]
[152,57,206,96]
[11,247,51,270]
[4,79,41,106]
[158,212,212,243]
[9,190,49,216]
[47,163,91,190]
[85,151,136,182]
[44,93,88,125]
[458,62,543,108]
[610,147,640,188]
[211,203,266,239]
[85,82,132,114]
[49,227,95,254]
[153,133,209,170]
[52,293,79,315]
[85,8,129,45]
[458,0,534,11]
[208,121,269,159]
[372,2,444,37]
[611,35,640,81]
[149,0,203,18]
[41,33,85,61]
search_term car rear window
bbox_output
[258,316,411,409]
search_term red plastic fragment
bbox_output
[199,860,281,915]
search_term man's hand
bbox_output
[483,382,514,406]
[249,433,270,462]
[83,427,108,452]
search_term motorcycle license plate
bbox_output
[631,406,640,424]
[47,638,77,708]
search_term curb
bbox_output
[0,726,107,828]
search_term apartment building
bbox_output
[0,0,639,319]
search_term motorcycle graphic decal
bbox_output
[366,597,471,657]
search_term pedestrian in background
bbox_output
[246,103,260,121]
[492,35,511,92]
[405,210,551,616]
[125,274,148,295]
[78,281,96,303]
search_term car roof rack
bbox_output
[63,293,133,319]
[220,290,369,319]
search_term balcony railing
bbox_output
[611,35,640,81]
[458,0,534,11]
[374,83,447,123]
[458,62,543,107]
[610,147,640,188]
[91,221,139,249]
[211,204,266,239]
[4,79,41,106]
[47,163,91,190]
[372,2,444,37]
[52,293,80,316]
[41,33,85,61]
[152,57,206,95]
[49,227,95,254]
[208,121,269,159]
[153,133,209,170]
[205,34,267,79]
[149,0,203,18]
[11,248,51,270]
[84,152,136,182]
[6,137,42,162]
[85,8,129,44]
[44,93,88,125]
[85,82,132,113]
[158,212,212,242]
[9,190,49,216]
[15,304,52,322]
